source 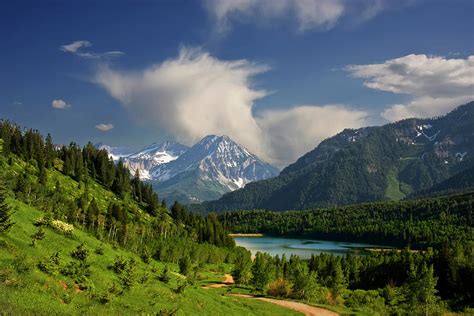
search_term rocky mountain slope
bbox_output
[98,136,279,204]
[201,101,474,212]
[152,135,279,204]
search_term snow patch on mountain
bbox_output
[152,135,279,191]
[96,143,134,162]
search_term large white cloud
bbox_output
[95,47,368,166]
[205,0,413,33]
[346,54,474,121]
[257,105,368,165]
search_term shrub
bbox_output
[178,255,192,277]
[94,245,105,255]
[30,227,45,246]
[110,256,128,274]
[71,243,89,261]
[13,254,34,274]
[158,266,170,284]
[267,278,292,298]
[141,247,151,264]
[174,280,187,294]
[50,219,74,235]
[37,252,62,275]
[344,289,386,314]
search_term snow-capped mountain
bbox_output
[151,135,279,203]
[97,135,279,203]
[123,141,189,179]
[96,143,134,162]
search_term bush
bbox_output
[178,256,192,277]
[158,266,170,284]
[141,247,151,264]
[13,254,34,274]
[174,280,187,294]
[37,252,62,275]
[71,243,89,261]
[94,245,105,255]
[30,227,45,246]
[110,256,128,274]
[267,278,292,298]
[50,219,74,235]
[344,289,386,313]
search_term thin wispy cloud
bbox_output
[346,54,474,121]
[95,123,114,131]
[205,0,415,34]
[52,99,71,109]
[61,40,124,59]
[95,47,368,166]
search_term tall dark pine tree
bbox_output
[44,133,55,168]
[0,180,14,233]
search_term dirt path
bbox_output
[230,294,338,316]
[202,274,234,289]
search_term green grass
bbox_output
[385,167,405,201]
[0,198,301,315]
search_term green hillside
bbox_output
[0,200,298,315]
[0,121,297,315]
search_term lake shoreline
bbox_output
[233,235,394,259]
[228,233,264,237]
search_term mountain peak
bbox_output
[99,135,279,203]
[151,134,279,203]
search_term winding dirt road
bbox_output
[203,274,338,315]
[202,274,234,289]
[230,294,338,316]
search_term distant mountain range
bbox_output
[97,135,279,204]
[200,101,474,212]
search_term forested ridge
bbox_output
[221,193,474,247]
[201,101,474,212]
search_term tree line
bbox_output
[0,120,236,266]
[220,193,474,248]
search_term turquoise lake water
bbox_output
[234,236,389,259]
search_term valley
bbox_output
[3,2,474,315]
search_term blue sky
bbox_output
[1,0,473,166]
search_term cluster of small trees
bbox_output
[233,249,449,314]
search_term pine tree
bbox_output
[38,156,47,185]
[0,180,14,233]
[409,263,440,315]
[44,133,55,168]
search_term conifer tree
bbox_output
[0,180,14,233]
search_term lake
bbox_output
[234,236,389,259]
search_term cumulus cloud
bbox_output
[346,54,474,121]
[95,123,114,131]
[205,0,413,33]
[61,40,124,59]
[95,47,368,166]
[52,99,71,109]
[257,105,368,164]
